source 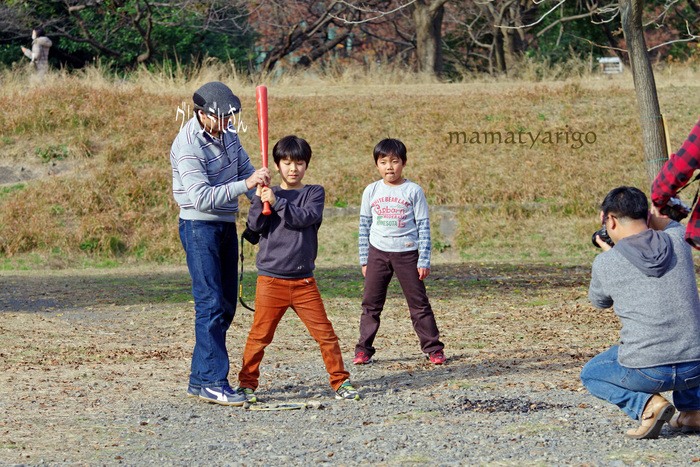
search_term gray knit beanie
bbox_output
[193,81,241,117]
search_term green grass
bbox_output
[0,183,25,202]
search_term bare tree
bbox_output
[250,1,361,72]
[408,0,450,74]
[326,0,453,76]
[591,0,698,184]
[513,0,699,184]
[444,0,540,75]
[620,0,667,184]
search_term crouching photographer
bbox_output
[581,186,700,439]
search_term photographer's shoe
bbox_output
[199,385,246,406]
[626,394,675,439]
[669,410,700,433]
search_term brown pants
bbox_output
[355,245,444,357]
[238,276,349,391]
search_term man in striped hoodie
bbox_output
[170,81,270,406]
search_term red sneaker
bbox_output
[353,351,372,365]
[428,350,446,365]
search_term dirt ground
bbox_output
[0,262,630,465]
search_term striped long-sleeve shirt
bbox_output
[651,118,700,248]
[359,179,431,269]
[170,116,256,222]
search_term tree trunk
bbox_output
[494,32,506,73]
[505,29,522,65]
[410,0,448,76]
[620,0,668,185]
[594,13,625,61]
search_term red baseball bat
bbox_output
[256,85,271,215]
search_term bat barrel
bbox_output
[256,85,271,215]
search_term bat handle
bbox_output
[262,186,271,215]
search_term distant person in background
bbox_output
[21,27,52,81]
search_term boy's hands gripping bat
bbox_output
[256,85,271,215]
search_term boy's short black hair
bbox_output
[373,138,407,164]
[601,186,648,221]
[273,135,312,165]
[34,27,45,37]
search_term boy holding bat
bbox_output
[236,135,361,402]
[352,138,446,365]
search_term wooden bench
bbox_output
[597,57,623,74]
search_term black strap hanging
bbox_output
[238,223,260,312]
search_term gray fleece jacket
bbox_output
[589,221,700,368]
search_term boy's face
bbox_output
[275,157,307,190]
[376,154,406,186]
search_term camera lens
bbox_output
[592,228,614,248]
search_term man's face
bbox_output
[198,110,231,137]
[603,213,621,244]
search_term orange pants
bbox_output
[238,276,349,391]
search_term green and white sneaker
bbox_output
[335,381,361,401]
[236,387,257,403]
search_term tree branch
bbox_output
[330,0,420,24]
[536,11,596,37]
[647,21,700,51]
[495,0,566,29]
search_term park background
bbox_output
[0,0,699,268]
[1,1,700,464]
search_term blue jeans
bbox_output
[179,219,239,389]
[580,346,700,420]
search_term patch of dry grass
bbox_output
[0,64,698,267]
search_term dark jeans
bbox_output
[179,219,239,389]
[355,245,443,357]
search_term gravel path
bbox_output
[1,267,699,466]
[92,366,698,466]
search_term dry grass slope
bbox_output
[0,63,698,267]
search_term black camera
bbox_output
[659,197,691,222]
[592,196,692,248]
[241,223,261,245]
[592,226,615,248]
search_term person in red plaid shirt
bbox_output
[651,118,700,248]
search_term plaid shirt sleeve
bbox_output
[651,118,700,248]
